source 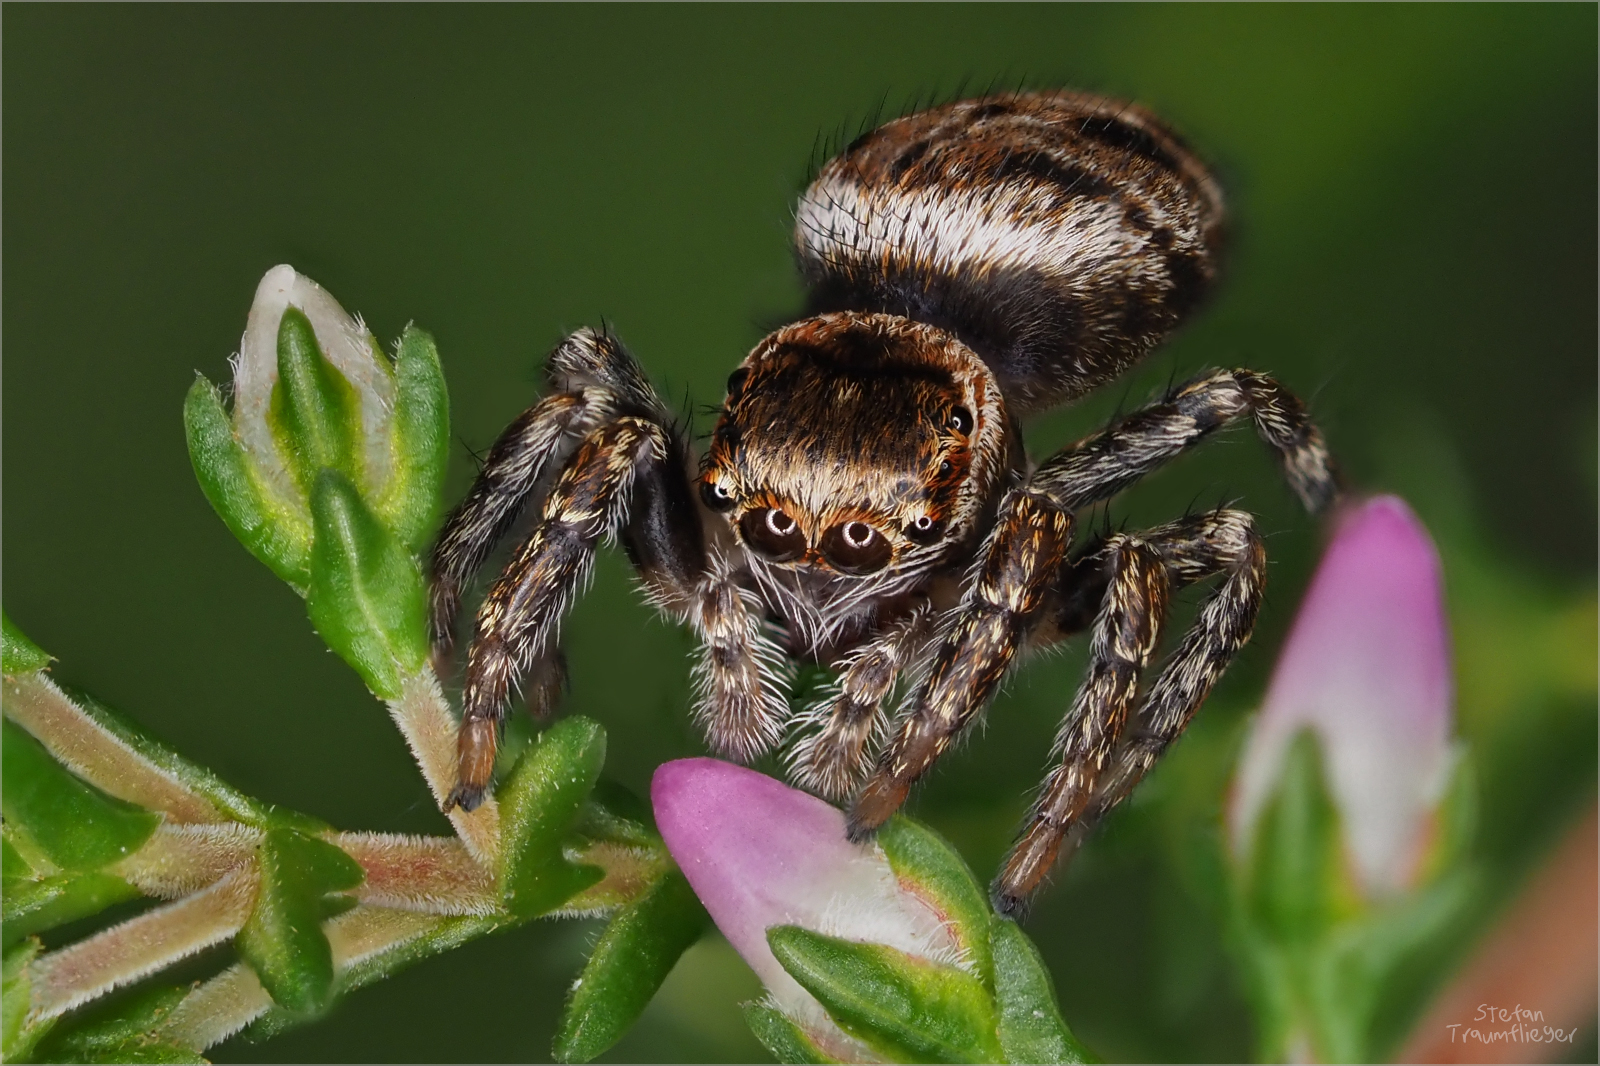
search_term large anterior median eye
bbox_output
[740,507,806,562]
[820,521,892,574]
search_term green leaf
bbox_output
[498,717,607,920]
[183,375,311,589]
[269,308,364,497]
[553,869,709,1063]
[767,926,1003,1064]
[305,471,428,700]
[877,816,993,987]
[2,613,51,676]
[34,984,205,1064]
[990,916,1096,1064]
[2,871,141,948]
[742,1003,839,1065]
[235,828,364,1018]
[4,938,55,1063]
[1,719,160,872]
[380,326,450,553]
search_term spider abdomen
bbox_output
[796,91,1226,413]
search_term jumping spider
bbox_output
[429,90,1338,915]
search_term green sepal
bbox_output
[2,613,52,676]
[498,717,607,920]
[31,984,205,1064]
[235,828,364,1018]
[4,938,56,1063]
[183,375,311,589]
[742,1003,839,1064]
[48,684,326,835]
[990,916,1096,1064]
[1,719,160,872]
[877,816,993,988]
[553,869,709,1063]
[1245,730,1352,946]
[767,925,1004,1064]
[379,326,450,553]
[269,308,364,498]
[305,471,428,700]
[2,871,142,949]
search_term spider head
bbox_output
[700,313,1016,579]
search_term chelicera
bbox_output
[428,90,1339,915]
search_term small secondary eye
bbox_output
[905,513,942,544]
[821,521,893,574]
[740,507,806,562]
[700,478,737,513]
[938,460,953,476]
[726,368,751,401]
[948,406,973,434]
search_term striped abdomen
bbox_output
[795,92,1226,412]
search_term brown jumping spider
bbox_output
[429,91,1338,915]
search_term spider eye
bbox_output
[905,513,943,544]
[726,368,751,401]
[700,478,737,513]
[948,406,973,434]
[740,507,806,562]
[820,521,892,574]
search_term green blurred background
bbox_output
[5,5,1595,1062]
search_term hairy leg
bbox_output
[1032,368,1339,515]
[993,509,1266,915]
[847,492,1072,841]
[449,417,667,811]
[787,603,934,801]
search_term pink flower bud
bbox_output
[1231,496,1455,895]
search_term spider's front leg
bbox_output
[788,603,934,801]
[448,416,671,810]
[847,493,1073,840]
[993,509,1266,915]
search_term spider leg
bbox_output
[846,492,1072,841]
[993,508,1265,915]
[429,327,669,668]
[787,603,933,801]
[448,416,668,811]
[686,553,793,764]
[1033,368,1340,515]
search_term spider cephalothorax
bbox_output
[429,90,1338,915]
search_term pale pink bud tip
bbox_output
[1231,495,1454,894]
[652,758,956,1051]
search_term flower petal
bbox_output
[1231,496,1454,894]
[652,758,957,1052]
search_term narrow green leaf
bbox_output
[767,926,1003,1064]
[306,471,428,699]
[235,828,364,1018]
[498,717,607,920]
[380,326,450,553]
[2,871,141,948]
[183,375,310,589]
[4,938,55,1063]
[1246,730,1348,944]
[269,308,363,497]
[2,614,51,676]
[990,916,1096,1064]
[877,816,993,987]
[1,719,160,872]
[554,869,709,1063]
[34,984,205,1064]
[743,1003,839,1064]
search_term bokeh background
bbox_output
[5,5,1595,1062]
